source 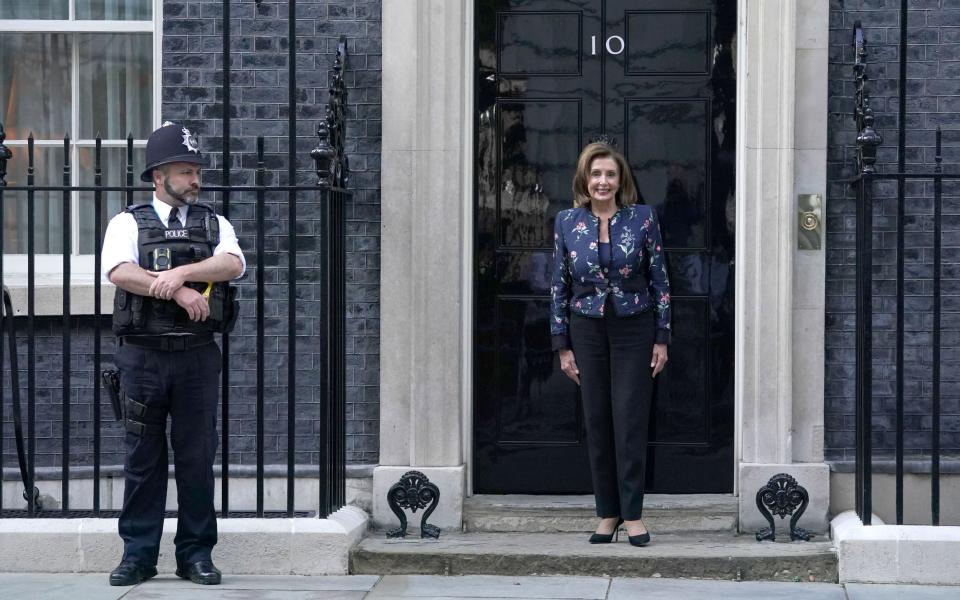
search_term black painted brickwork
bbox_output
[162,0,382,465]
[1,0,382,470]
[0,318,126,472]
[827,0,960,462]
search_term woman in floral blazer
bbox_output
[550,142,671,547]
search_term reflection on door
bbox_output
[474,0,736,494]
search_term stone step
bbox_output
[463,494,738,533]
[350,531,838,583]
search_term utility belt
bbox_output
[120,332,214,351]
[112,284,238,336]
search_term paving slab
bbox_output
[608,578,845,599]
[351,531,838,582]
[0,573,380,600]
[126,574,380,591]
[845,583,960,600]
[123,589,367,600]
[365,575,609,599]
[0,574,127,600]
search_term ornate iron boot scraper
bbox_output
[755,473,813,542]
[386,471,441,539]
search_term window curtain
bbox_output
[78,33,152,139]
[0,3,69,19]
[0,33,70,254]
[0,34,71,140]
[0,32,150,254]
[76,1,152,21]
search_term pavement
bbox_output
[0,574,957,600]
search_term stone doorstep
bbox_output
[464,494,738,533]
[0,506,368,575]
[350,531,838,583]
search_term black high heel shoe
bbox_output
[589,518,623,544]
[626,521,651,546]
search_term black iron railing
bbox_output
[852,19,951,526]
[0,30,349,519]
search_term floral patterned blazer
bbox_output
[550,204,671,351]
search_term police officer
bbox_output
[101,122,245,586]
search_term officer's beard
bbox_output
[163,178,200,206]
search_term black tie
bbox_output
[168,207,179,228]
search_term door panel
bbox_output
[497,100,582,249]
[475,0,736,494]
[625,98,709,249]
[625,11,711,75]
[499,12,583,75]
[495,297,578,444]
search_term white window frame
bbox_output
[0,1,161,312]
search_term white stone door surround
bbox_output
[375,0,831,534]
[734,0,830,533]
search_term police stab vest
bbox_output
[112,203,238,336]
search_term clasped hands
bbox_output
[559,344,668,386]
[147,268,209,322]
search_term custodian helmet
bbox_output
[140,121,208,182]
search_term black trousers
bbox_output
[115,340,221,567]
[570,308,655,520]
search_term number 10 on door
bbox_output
[591,35,625,55]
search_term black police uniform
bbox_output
[107,123,239,582]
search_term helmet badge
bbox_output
[181,127,200,154]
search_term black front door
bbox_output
[474,0,736,494]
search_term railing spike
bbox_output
[853,23,882,177]
[311,36,349,188]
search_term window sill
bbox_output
[4,274,114,316]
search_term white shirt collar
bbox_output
[152,195,185,227]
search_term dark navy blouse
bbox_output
[598,241,611,270]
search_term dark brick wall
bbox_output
[161,0,382,465]
[1,0,381,470]
[827,0,960,462]
[0,318,125,470]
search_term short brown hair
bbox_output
[571,142,638,208]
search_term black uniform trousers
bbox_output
[570,307,655,521]
[115,339,221,568]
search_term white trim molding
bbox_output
[0,20,154,33]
